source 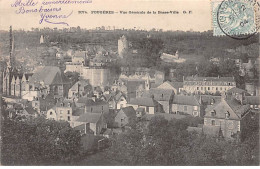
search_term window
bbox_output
[201,87,203,90]
[225,111,230,119]
[193,111,198,116]
[68,116,70,121]
[211,120,215,125]
[91,107,93,112]
[211,110,216,116]
[67,110,70,114]
[146,106,149,112]
[193,106,198,110]
[216,87,218,91]
[184,106,187,111]
[50,111,53,115]
[208,87,210,90]
[197,87,199,90]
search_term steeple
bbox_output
[9,26,14,68]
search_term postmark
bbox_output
[212,0,259,39]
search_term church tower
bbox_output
[3,26,16,96]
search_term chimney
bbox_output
[221,92,227,101]
[92,95,96,102]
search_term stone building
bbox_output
[204,93,251,140]
[183,76,236,94]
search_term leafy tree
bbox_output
[1,117,81,165]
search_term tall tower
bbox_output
[9,26,15,68]
[118,35,128,58]
[40,35,44,44]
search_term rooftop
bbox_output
[172,95,200,106]
[119,106,136,118]
[76,113,102,123]
[128,97,159,107]
[142,113,187,121]
[185,76,235,82]
[227,87,246,94]
[145,88,174,101]
[30,66,63,85]
[77,97,107,106]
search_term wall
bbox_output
[204,117,240,139]
[46,108,57,120]
[81,67,110,87]
[56,106,73,122]
[172,104,200,116]
[115,111,129,127]
[158,101,170,114]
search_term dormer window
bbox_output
[211,110,216,116]
[225,111,230,119]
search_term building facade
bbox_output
[183,76,236,94]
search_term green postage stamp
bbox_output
[211,0,260,39]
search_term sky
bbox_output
[0,0,212,31]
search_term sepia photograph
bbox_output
[0,0,259,166]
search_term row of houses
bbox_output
[3,65,259,142]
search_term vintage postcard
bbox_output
[0,0,259,166]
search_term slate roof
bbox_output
[205,98,250,119]
[159,81,183,90]
[227,87,246,94]
[142,113,187,121]
[115,92,126,101]
[77,97,107,106]
[200,95,221,105]
[128,97,159,107]
[225,99,250,117]
[30,66,63,85]
[146,88,174,101]
[56,98,75,107]
[70,80,89,90]
[185,76,235,82]
[76,113,102,123]
[38,94,56,111]
[172,95,200,106]
[244,96,260,105]
[119,106,136,118]
[24,107,37,115]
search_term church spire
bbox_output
[9,26,14,68]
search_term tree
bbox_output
[1,117,81,165]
